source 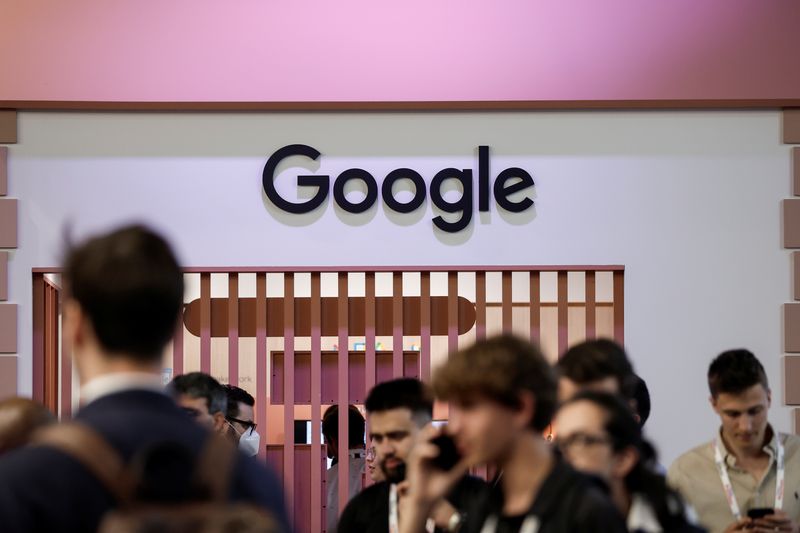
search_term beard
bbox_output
[380,457,407,483]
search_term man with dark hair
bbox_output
[323,404,366,533]
[169,372,228,434]
[668,349,800,533]
[223,384,260,457]
[337,378,486,533]
[400,335,626,533]
[556,338,637,403]
[0,224,289,532]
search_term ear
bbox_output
[709,395,720,414]
[212,412,227,434]
[62,300,85,351]
[515,390,537,430]
[611,446,639,479]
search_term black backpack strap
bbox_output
[31,422,133,504]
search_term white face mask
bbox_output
[238,427,261,457]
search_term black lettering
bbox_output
[430,168,473,233]
[478,145,490,212]
[494,168,534,212]
[333,168,379,214]
[262,144,329,214]
[382,168,426,213]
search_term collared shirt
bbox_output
[80,372,165,406]
[667,426,800,533]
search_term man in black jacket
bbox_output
[337,378,486,533]
[0,224,290,533]
[400,335,627,533]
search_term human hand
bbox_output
[751,510,798,532]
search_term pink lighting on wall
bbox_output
[0,1,798,106]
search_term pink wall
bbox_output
[1,0,799,105]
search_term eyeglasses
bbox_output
[555,432,612,454]
[226,416,257,433]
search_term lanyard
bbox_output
[479,514,539,533]
[388,484,434,533]
[713,433,785,520]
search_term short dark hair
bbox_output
[434,335,556,432]
[632,375,651,427]
[556,339,636,398]
[708,349,769,398]
[169,372,227,415]
[63,224,183,362]
[322,404,366,447]
[364,378,433,424]
[223,384,255,420]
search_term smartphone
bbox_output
[747,507,774,519]
[430,434,461,471]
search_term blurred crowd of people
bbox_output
[0,224,796,533]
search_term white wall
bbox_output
[6,110,792,465]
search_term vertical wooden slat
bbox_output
[557,272,568,357]
[420,272,431,381]
[256,274,268,460]
[613,270,625,344]
[283,274,296,517]
[364,272,377,489]
[173,306,184,377]
[310,273,322,532]
[502,271,512,332]
[337,273,350,514]
[365,273,377,392]
[60,286,72,419]
[228,273,239,386]
[45,285,58,413]
[529,271,540,343]
[475,272,486,341]
[448,272,458,354]
[200,273,211,374]
[585,271,596,340]
[32,275,45,404]
[392,272,403,378]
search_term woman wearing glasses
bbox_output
[553,391,703,533]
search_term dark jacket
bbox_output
[337,475,488,533]
[0,389,290,533]
[464,460,627,533]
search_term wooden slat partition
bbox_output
[557,272,568,356]
[420,272,431,380]
[337,273,350,514]
[31,264,626,532]
[228,273,239,385]
[475,272,486,341]
[199,273,211,374]
[31,275,45,404]
[173,312,184,376]
[585,271,596,339]
[447,272,458,353]
[365,273,377,391]
[60,304,72,419]
[310,272,322,531]
[283,274,295,518]
[502,271,512,332]
[255,273,268,460]
[44,283,58,413]
[529,272,540,343]
[613,270,625,343]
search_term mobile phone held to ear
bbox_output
[431,434,461,471]
[746,507,774,519]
